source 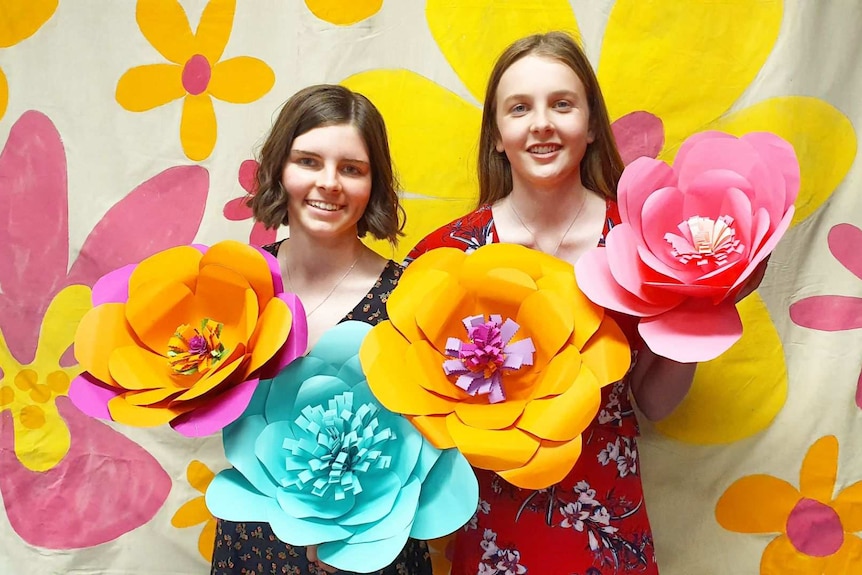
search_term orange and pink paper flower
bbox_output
[576,131,799,362]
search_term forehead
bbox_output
[291,123,369,159]
[496,55,587,101]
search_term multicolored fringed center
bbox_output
[443,314,535,403]
[664,215,744,269]
[167,319,227,375]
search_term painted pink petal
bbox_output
[171,377,259,437]
[742,132,800,209]
[828,223,862,281]
[250,221,277,247]
[238,159,259,193]
[91,264,135,306]
[67,166,209,287]
[224,196,253,221]
[638,298,743,362]
[611,111,665,166]
[67,373,121,420]
[855,370,862,410]
[604,224,684,307]
[617,156,676,235]
[260,293,308,378]
[790,295,862,332]
[0,111,69,363]
[0,397,170,549]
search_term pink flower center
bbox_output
[182,54,212,95]
[461,321,506,378]
[786,498,844,557]
[665,215,743,269]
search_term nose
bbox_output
[530,107,553,134]
[316,165,341,192]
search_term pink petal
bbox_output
[171,377,259,437]
[617,156,676,234]
[730,206,794,293]
[855,370,862,410]
[91,264,135,306]
[640,187,694,275]
[638,298,742,362]
[0,111,69,363]
[259,292,308,378]
[66,166,209,287]
[0,397,170,549]
[790,295,862,332]
[249,221,278,247]
[828,223,862,281]
[742,132,800,210]
[680,169,753,222]
[604,225,684,308]
[610,111,665,166]
[223,196,253,221]
[67,373,120,420]
[238,159,259,193]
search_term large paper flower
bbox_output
[360,244,631,489]
[576,131,798,362]
[69,240,306,436]
[206,321,477,574]
[716,436,862,573]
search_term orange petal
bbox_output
[75,303,139,385]
[125,278,195,353]
[180,93,217,161]
[715,474,800,534]
[193,0,235,63]
[454,398,528,431]
[124,386,185,406]
[171,496,209,528]
[516,367,600,441]
[115,64,185,111]
[825,534,862,575]
[187,459,216,492]
[200,241,275,308]
[530,345,582,398]
[415,275,475,353]
[109,345,188,391]
[497,436,583,490]
[517,289,574,368]
[833,480,862,532]
[409,415,456,449]
[409,340,470,401]
[192,264,259,344]
[386,268,451,343]
[800,435,839,503]
[244,297,292,376]
[446,413,538,471]
[129,246,202,295]
[174,354,245,401]
[108,394,187,427]
[579,317,631,387]
[136,0,195,64]
[760,534,825,575]
[569,276,605,349]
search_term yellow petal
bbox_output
[579,317,631,387]
[171,496,210,528]
[201,241,275,305]
[34,285,92,366]
[496,436,583,490]
[209,57,274,104]
[198,519,216,561]
[245,298,291,376]
[446,413,537,471]
[108,394,187,427]
[116,64,185,111]
[130,245,202,295]
[709,96,857,226]
[193,0,235,63]
[0,66,7,121]
[834,480,862,533]
[305,0,382,25]
[761,535,825,575]
[12,401,71,472]
[180,94,217,161]
[0,325,16,376]
[187,459,216,492]
[825,534,862,575]
[0,0,57,47]
[654,293,786,444]
[715,474,800,534]
[409,414,456,449]
[799,435,838,503]
[599,0,782,155]
[516,367,600,441]
[75,303,140,386]
[425,0,580,101]
[136,0,195,64]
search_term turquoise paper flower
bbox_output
[206,321,478,573]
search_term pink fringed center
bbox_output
[443,315,535,404]
[665,215,743,269]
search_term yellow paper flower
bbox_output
[305,0,382,25]
[716,436,862,574]
[344,0,857,443]
[171,459,217,562]
[361,244,631,489]
[115,0,275,161]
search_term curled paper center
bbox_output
[167,318,226,375]
[283,391,394,500]
[664,215,744,269]
[785,498,844,557]
[443,314,535,404]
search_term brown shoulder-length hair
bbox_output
[478,32,624,206]
[251,84,404,244]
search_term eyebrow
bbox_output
[501,89,580,104]
[290,149,370,165]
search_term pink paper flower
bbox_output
[576,131,799,362]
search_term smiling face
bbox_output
[281,123,372,241]
[494,55,594,195]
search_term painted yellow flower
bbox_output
[344,0,857,443]
[305,0,382,25]
[0,286,91,472]
[716,436,862,574]
[171,459,217,562]
[0,0,58,121]
[116,0,275,161]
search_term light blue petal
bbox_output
[205,468,280,522]
[347,476,420,544]
[336,355,366,387]
[265,356,334,422]
[310,321,370,367]
[412,434,443,483]
[268,511,353,547]
[410,449,479,540]
[340,470,402,526]
[276,486,356,520]
[223,413,278,497]
[319,522,412,573]
[294,375,351,412]
[253,420,296,487]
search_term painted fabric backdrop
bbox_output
[1,1,860,573]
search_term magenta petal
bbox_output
[790,295,862,332]
[171,377,259,436]
[91,264,135,305]
[638,298,742,362]
[224,196,253,220]
[828,223,862,281]
[617,156,676,233]
[259,292,308,378]
[742,132,801,209]
[67,374,120,420]
[610,111,665,166]
[604,225,684,308]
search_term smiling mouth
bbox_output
[527,144,562,154]
[306,200,342,212]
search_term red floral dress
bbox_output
[407,202,659,575]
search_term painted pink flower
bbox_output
[790,223,862,407]
[223,159,277,246]
[576,131,799,362]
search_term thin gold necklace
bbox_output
[508,192,588,257]
[284,253,360,317]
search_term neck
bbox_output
[506,178,591,226]
[280,229,366,283]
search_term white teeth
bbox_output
[307,200,340,211]
[529,145,559,154]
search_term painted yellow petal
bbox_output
[715,474,800,533]
[136,0,195,64]
[34,285,92,366]
[599,0,782,155]
[193,0,235,63]
[180,94,217,161]
[799,435,838,503]
[708,96,857,226]
[0,66,7,121]
[116,64,185,112]
[187,459,216,492]
[761,535,825,575]
[426,0,580,101]
[198,519,216,561]
[825,534,862,575]
[305,0,382,25]
[0,325,16,376]
[209,57,274,104]
[654,293,786,444]
[0,0,57,47]
[834,480,862,532]
[171,495,209,527]
[12,400,70,472]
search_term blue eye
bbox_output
[511,103,528,114]
[554,100,573,110]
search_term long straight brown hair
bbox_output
[477,32,623,206]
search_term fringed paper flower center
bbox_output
[284,391,394,500]
[443,315,535,403]
[167,319,227,375]
[665,215,744,269]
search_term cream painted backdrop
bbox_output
[1,1,861,574]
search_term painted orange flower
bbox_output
[171,459,217,562]
[115,0,274,161]
[361,244,631,489]
[716,435,862,573]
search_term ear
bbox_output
[495,140,505,153]
[587,126,595,145]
